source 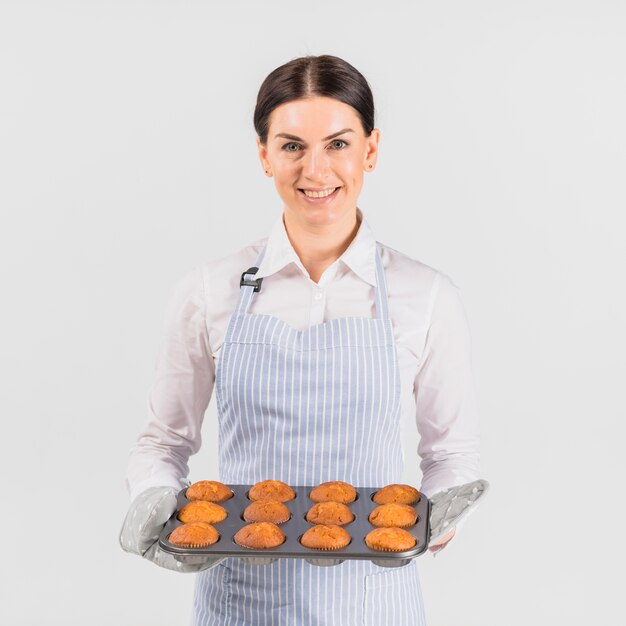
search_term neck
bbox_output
[283,208,361,283]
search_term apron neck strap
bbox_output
[235,242,390,321]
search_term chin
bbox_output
[286,196,354,221]
[290,206,347,225]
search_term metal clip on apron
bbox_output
[193,243,428,626]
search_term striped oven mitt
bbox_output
[427,479,490,546]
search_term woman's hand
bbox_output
[428,527,456,554]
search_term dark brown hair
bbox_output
[253,54,375,146]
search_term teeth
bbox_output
[302,187,337,198]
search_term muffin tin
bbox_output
[158,484,431,568]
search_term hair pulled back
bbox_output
[253,54,375,146]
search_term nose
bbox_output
[301,146,331,182]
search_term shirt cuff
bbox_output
[128,473,190,503]
[419,469,480,500]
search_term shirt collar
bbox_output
[255,207,377,287]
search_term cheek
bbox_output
[275,173,298,194]
[339,156,363,178]
[342,165,363,188]
[277,170,295,182]
[276,160,300,180]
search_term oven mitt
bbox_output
[119,485,225,573]
[427,479,490,546]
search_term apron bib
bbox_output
[192,242,427,625]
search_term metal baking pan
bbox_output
[158,484,431,568]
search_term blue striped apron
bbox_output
[192,242,428,626]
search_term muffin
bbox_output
[365,527,416,552]
[186,480,234,503]
[300,524,351,551]
[372,484,420,505]
[306,501,354,526]
[177,500,228,524]
[309,481,357,504]
[243,500,291,524]
[368,503,417,528]
[248,480,295,503]
[168,522,219,548]
[234,522,286,549]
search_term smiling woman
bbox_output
[120,53,484,626]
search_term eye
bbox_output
[282,142,301,152]
[331,139,348,149]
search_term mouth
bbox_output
[297,186,342,203]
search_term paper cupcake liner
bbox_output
[170,539,218,549]
[300,538,351,551]
[366,543,415,552]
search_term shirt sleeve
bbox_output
[415,272,482,505]
[125,265,215,501]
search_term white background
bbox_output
[1,1,624,624]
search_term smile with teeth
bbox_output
[299,187,340,198]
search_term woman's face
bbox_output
[257,96,380,227]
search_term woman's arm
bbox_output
[414,272,482,529]
[125,265,215,501]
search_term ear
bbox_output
[364,128,381,170]
[257,136,271,173]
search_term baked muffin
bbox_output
[177,500,228,524]
[309,481,357,504]
[306,501,354,526]
[372,484,420,505]
[248,480,295,503]
[234,522,286,549]
[186,480,234,503]
[365,527,416,552]
[243,500,291,524]
[300,524,351,551]
[368,503,417,528]
[168,522,219,548]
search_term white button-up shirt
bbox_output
[126,209,482,524]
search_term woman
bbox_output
[120,54,484,625]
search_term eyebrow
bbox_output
[274,128,355,142]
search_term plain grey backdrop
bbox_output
[1,1,624,624]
